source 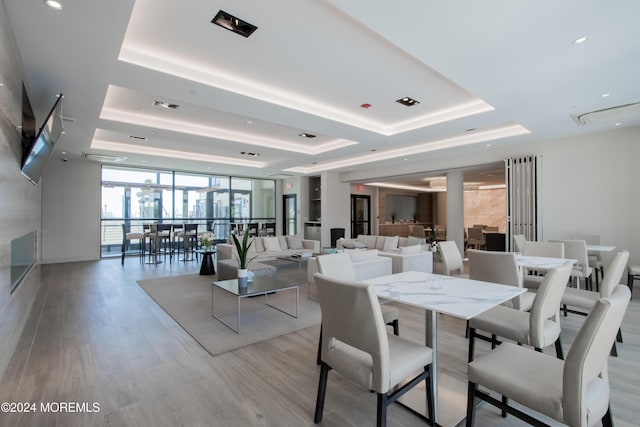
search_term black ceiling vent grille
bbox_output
[212,10,258,38]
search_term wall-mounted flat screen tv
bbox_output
[21,94,64,185]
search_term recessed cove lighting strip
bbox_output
[285,123,529,174]
[90,139,265,168]
[118,48,493,136]
[100,92,357,155]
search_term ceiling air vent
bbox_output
[572,102,640,126]
[84,153,126,163]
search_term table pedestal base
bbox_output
[397,371,468,427]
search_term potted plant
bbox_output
[200,231,214,251]
[231,230,254,287]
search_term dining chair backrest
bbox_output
[522,241,565,258]
[551,240,589,272]
[570,233,600,246]
[529,263,572,346]
[562,285,631,427]
[314,273,389,392]
[438,241,464,275]
[468,227,484,241]
[469,249,526,309]
[513,234,526,252]
[412,225,425,238]
[468,249,522,287]
[184,223,198,234]
[317,252,357,281]
[598,250,629,298]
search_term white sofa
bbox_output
[307,249,392,284]
[217,235,320,262]
[337,235,433,274]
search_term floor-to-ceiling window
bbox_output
[100,166,276,257]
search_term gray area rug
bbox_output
[137,269,321,356]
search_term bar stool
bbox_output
[121,224,144,265]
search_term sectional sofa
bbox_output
[337,235,434,274]
[217,235,320,262]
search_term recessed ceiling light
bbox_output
[601,93,611,98]
[44,0,63,10]
[615,122,622,126]
[0,83,4,87]
[573,36,589,44]
[129,135,148,141]
[485,144,491,147]
[212,10,258,38]
[299,132,316,138]
[396,97,420,107]
[153,100,179,109]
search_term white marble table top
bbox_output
[363,271,526,320]
[587,244,616,252]
[517,255,577,270]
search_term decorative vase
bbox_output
[237,268,249,288]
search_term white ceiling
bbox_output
[4,0,640,186]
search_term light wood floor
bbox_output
[0,257,638,427]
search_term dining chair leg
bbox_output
[491,334,497,349]
[376,393,388,427]
[389,319,399,336]
[425,365,435,427]
[468,328,476,363]
[602,405,614,427]
[466,381,477,427]
[314,363,330,423]
[501,395,508,418]
[555,337,564,360]
[316,324,323,365]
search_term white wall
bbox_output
[41,157,101,263]
[0,1,44,380]
[537,127,640,267]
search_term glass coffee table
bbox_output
[211,276,299,333]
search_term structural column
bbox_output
[446,170,464,255]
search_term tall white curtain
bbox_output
[506,155,539,250]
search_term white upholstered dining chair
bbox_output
[521,240,565,291]
[551,239,593,290]
[468,249,535,311]
[468,263,572,362]
[562,250,629,356]
[313,273,435,427]
[315,252,400,364]
[466,285,631,427]
[512,234,526,253]
[437,240,465,276]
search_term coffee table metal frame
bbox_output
[211,276,299,333]
[276,255,313,299]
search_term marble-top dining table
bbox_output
[363,271,526,426]
[516,254,577,270]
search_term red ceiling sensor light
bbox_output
[360,103,372,109]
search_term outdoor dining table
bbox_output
[363,271,525,427]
